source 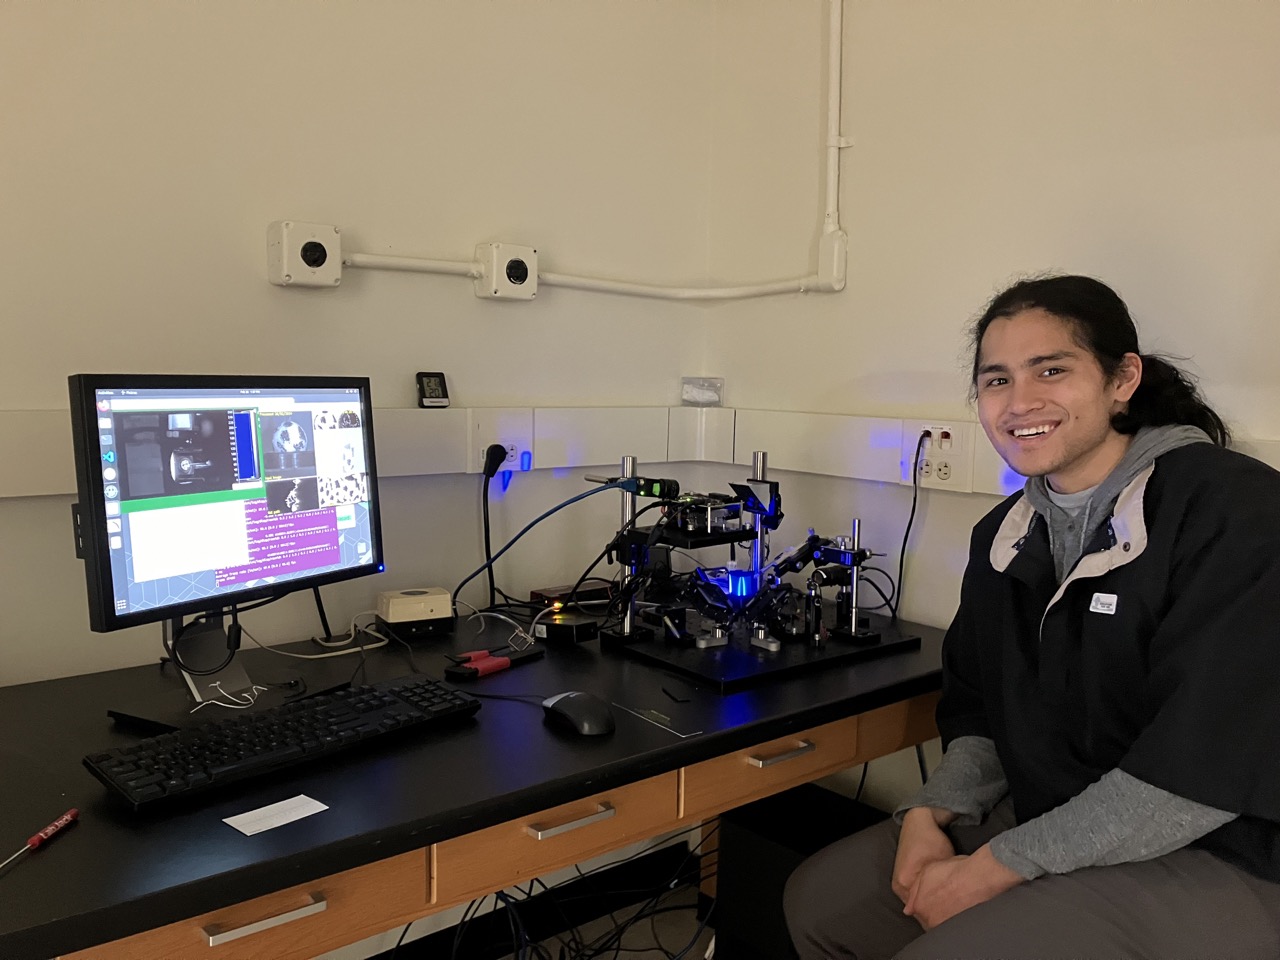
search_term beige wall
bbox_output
[706,0,1280,428]
[2,0,1278,773]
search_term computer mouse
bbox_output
[542,691,616,737]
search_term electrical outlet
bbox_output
[467,408,534,475]
[900,420,976,492]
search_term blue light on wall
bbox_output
[997,463,1023,495]
[520,450,533,471]
[500,470,513,492]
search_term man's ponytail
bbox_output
[1115,354,1230,446]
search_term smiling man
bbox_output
[784,275,1280,959]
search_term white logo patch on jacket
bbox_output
[1090,593,1118,615]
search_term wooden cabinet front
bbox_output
[433,772,680,907]
[679,716,859,821]
[61,849,428,960]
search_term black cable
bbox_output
[381,622,423,674]
[857,575,894,612]
[451,895,488,960]
[507,824,717,960]
[483,472,498,610]
[561,501,667,614]
[665,897,715,960]
[163,618,237,677]
[496,587,539,609]
[496,891,524,959]
[454,483,625,610]
[894,432,928,621]
[480,443,514,611]
[569,826,718,959]
[854,762,870,802]
[467,691,547,705]
[388,919,413,959]
[859,564,897,605]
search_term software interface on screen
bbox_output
[90,384,376,618]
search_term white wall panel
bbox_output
[667,406,735,463]
[733,410,902,483]
[373,408,469,478]
[533,407,669,469]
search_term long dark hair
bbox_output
[969,275,1230,446]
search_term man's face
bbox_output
[975,308,1140,493]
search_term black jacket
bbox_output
[938,442,1280,880]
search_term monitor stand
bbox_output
[166,617,255,705]
[105,617,257,736]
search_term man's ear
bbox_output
[1113,352,1143,403]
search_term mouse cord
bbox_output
[465,692,547,705]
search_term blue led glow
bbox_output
[701,568,760,608]
[520,450,532,471]
[500,470,513,492]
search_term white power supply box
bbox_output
[377,587,452,623]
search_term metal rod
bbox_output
[620,456,637,637]
[849,517,861,634]
[750,451,768,578]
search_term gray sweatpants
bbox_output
[783,800,1280,959]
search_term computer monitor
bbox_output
[68,374,385,700]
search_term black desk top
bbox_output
[0,618,942,960]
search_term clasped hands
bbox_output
[892,806,1024,931]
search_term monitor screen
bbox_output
[69,374,385,632]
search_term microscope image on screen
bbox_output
[114,411,237,500]
[266,476,320,515]
[260,412,317,479]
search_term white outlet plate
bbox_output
[467,407,534,474]
[900,420,976,492]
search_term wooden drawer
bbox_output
[851,692,940,764]
[62,849,427,960]
[679,717,859,821]
[434,772,680,906]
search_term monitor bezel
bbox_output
[69,373,385,633]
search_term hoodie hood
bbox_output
[1023,424,1212,580]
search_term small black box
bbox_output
[715,783,888,960]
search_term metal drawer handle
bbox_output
[748,739,817,768]
[203,892,327,946]
[525,801,616,840]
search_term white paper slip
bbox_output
[224,795,329,836]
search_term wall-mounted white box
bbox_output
[267,221,342,287]
[474,242,537,300]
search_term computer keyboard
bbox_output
[83,674,480,811]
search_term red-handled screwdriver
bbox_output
[0,809,79,873]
